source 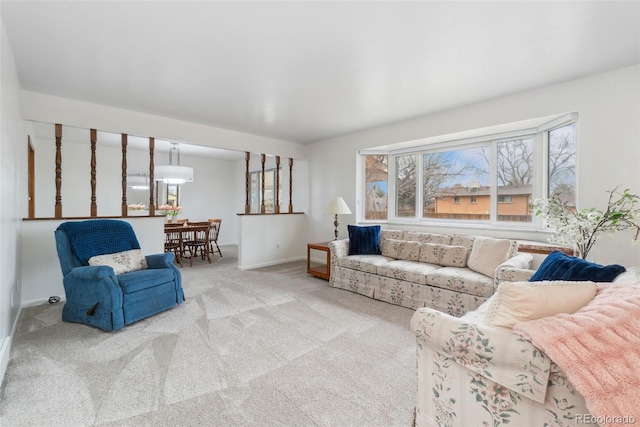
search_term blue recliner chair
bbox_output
[54,219,185,331]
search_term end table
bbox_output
[307,242,331,280]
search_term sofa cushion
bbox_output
[404,232,453,245]
[451,234,475,263]
[88,249,148,275]
[426,267,495,298]
[419,243,468,267]
[338,255,393,274]
[484,280,598,329]
[529,250,626,282]
[467,236,512,278]
[451,234,475,251]
[381,239,421,261]
[348,225,381,255]
[380,229,404,244]
[377,260,440,285]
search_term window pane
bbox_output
[423,148,489,220]
[496,138,533,222]
[396,154,416,217]
[364,155,388,220]
[548,124,576,207]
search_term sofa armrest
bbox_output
[410,307,551,404]
[328,239,349,284]
[494,253,534,287]
[495,266,536,284]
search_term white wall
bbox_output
[238,214,307,269]
[0,14,26,386]
[21,91,305,160]
[306,65,640,267]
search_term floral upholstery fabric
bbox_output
[376,260,440,285]
[411,302,594,427]
[380,239,422,261]
[337,254,394,274]
[419,243,468,267]
[426,267,495,298]
[404,231,453,245]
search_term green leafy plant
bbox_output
[531,186,640,259]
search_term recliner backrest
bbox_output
[55,220,141,274]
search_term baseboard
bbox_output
[0,305,23,388]
[238,256,305,270]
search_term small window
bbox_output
[453,196,460,203]
[498,195,513,203]
[470,196,477,203]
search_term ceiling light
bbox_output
[155,142,194,184]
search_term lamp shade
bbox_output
[325,197,352,215]
[154,165,194,184]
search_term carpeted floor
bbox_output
[0,247,417,426]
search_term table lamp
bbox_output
[325,197,352,240]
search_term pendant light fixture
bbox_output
[155,142,194,184]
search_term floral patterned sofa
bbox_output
[410,264,640,426]
[328,229,533,316]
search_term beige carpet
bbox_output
[0,247,417,427]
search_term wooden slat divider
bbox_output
[149,137,155,215]
[275,156,281,213]
[90,129,97,216]
[244,152,250,214]
[260,154,266,214]
[121,134,128,216]
[54,124,62,218]
[288,158,293,213]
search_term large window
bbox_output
[360,115,576,227]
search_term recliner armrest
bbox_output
[68,265,115,280]
[146,252,175,269]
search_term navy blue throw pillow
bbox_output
[529,250,625,282]
[348,225,382,256]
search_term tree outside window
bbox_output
[364,155,388,220]
[396,154,416,217]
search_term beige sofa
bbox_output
[328,229,533,316]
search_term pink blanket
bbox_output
[513,282,640,427]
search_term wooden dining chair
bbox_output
[163,224,184,267]
[183,222,211,266]
[207,218,222,257]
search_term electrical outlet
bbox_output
[10,288,14,308]
[276,243,280,250]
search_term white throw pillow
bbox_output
[88,249,148,275]
[484,280,598,329]
[467,236,512,278]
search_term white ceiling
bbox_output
[3,1,640,145]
